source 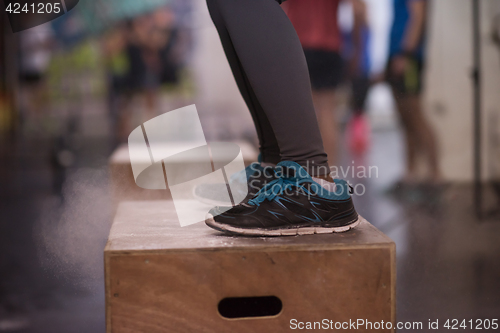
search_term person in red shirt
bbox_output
[285,0,366,164]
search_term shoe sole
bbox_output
[205,214,363,237]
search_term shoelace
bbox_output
[247,173,313,206]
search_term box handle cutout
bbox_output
[218,296,282,319]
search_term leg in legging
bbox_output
[206,0,329,176]
[207,0,280,164]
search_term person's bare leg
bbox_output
[312,89,337,167]
[393,93,419,182]
[405,95,441,182]
[394,93,441,182]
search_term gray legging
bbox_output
[206,0,329,176]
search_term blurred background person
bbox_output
[342,0,372,155]
[285,0,367,166]
[386,0,441,186]
[102,23,129,144]
[284,0,345,166]
[18,24,54,133]
[104,7,181,143]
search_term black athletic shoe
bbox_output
[205,161,361,236]
[193,162,276,206]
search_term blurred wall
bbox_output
[424,0,500,182]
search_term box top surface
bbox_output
[105,201,394,254]
[109,141,258,164]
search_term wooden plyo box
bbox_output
[109,141,258,205]
[105,201,396,333]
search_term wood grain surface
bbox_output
[105,201,396,332]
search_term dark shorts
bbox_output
[386,55,424,95]
[303,49,344,90]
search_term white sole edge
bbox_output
[205,214,364,237]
